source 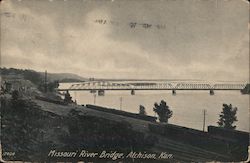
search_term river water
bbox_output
[59,83,249,132]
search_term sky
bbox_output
[0,0,249,81]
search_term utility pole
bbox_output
[202,109,207,132]
[119,97,122,110]
[93,94,96,104]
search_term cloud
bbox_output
[1,0,249,81]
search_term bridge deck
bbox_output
[58,81,247,91]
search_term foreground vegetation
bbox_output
[1,96,158,162]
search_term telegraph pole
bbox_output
[93,94,96,104]
[202,109,207,132]
[119,97,122,110]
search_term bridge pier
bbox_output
[172,90,176,95]
[210,90,214,95]
[131,89,135,95]
[98,90,105,96]
[90,89,96,93]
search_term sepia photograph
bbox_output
[0,0,249,162]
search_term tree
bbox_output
[241,84,250,94]
[217,104,238,129]
[139,105,147,115]
[153,100,173,123]
[64,91,73,104]
[47,80,59,92]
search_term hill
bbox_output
[38,72,87,82]
[0,67,86,83]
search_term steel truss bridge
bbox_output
[57,80,248,95]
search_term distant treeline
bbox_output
[59,78,83,83]
[1,67,55,92]
[1,67,43,86]
[0,67,85,82]
[0,67,85,92]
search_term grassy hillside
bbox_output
[1,97,158,162]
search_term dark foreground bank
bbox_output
[1,96,249,162]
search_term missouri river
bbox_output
[59,83,249,132]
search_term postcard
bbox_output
[0,0,249,162]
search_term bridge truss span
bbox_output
[58,81,248,92]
